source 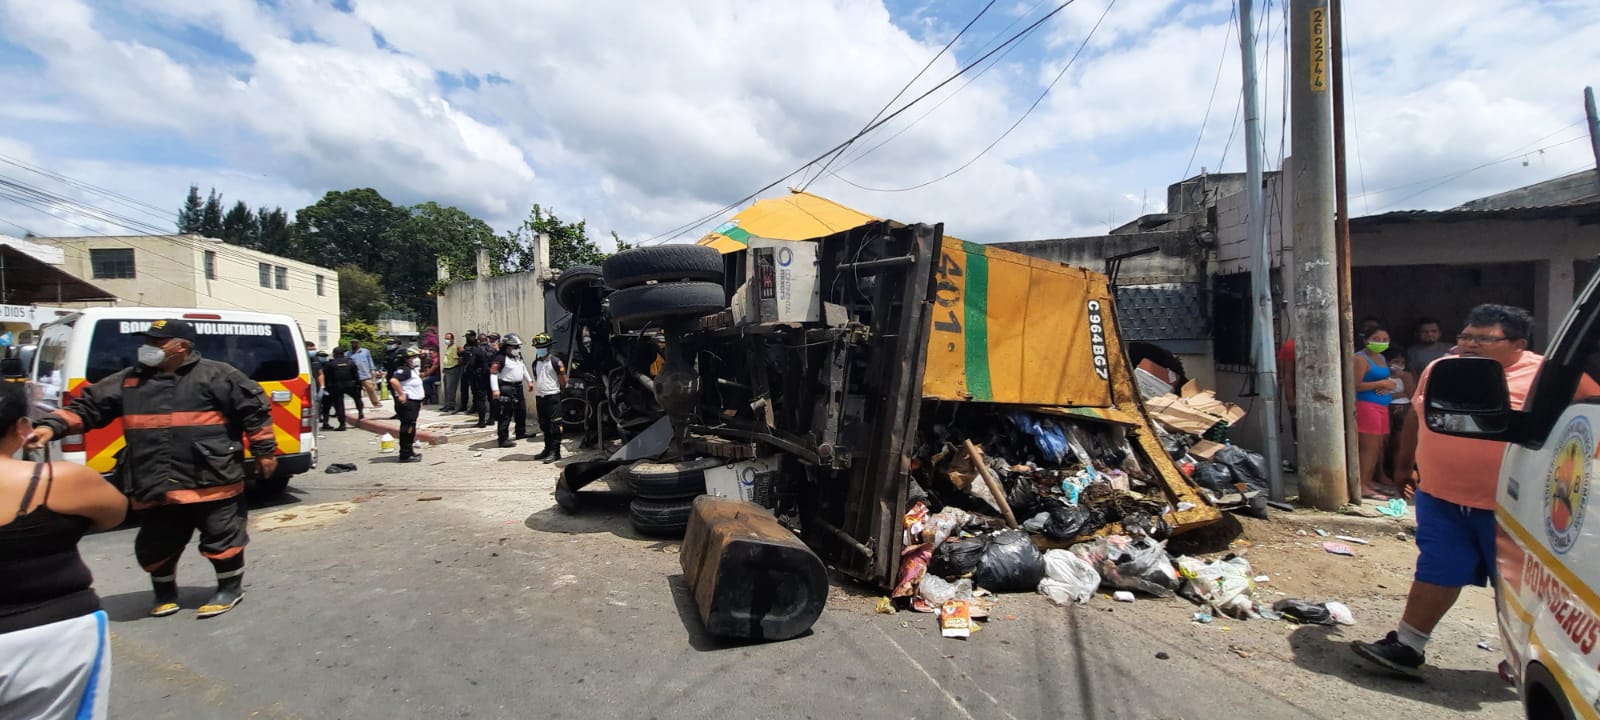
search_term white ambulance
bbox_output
[1422,268,1600,720]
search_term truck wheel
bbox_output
[603,245,724,289]
[607,281,725,326]
[629,497,695,538]
[628,457,726,500]
[555,265,604,313]
[247,474,291,501]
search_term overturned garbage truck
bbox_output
[554,192,1220,601]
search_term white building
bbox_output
[30,234,342,348]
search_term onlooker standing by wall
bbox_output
[1352,326,1397,500]
[1404,318,1452,372]
[0,381,127,720]
[420,346,441,405]
[439,332,460,413]
[348,339,381,407]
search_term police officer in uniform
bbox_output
[387,348,426,463]
[489,333,532,448]
[530,333,567,463]
[463,332,493,428]
[28,319,277,619]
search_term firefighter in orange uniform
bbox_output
[27,318,277,619]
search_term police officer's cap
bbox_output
[135,318,197,343]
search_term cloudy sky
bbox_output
[0,0,1596,247]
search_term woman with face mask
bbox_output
[1353,326,1399,500]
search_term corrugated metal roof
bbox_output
[1352,200,1600,226]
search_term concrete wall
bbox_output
[436,271,552,341]
[993,230,1203,284]
[36,235,340,346]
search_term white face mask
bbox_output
[410,358,421,368]
[137,344,167,367]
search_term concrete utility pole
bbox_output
[1586,87,1600,193]
[1240,0,1284,501]
[1329,0,1361,503]
[1290,0,1349,510]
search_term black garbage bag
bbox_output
[1035,498,1091,540]
[1191,461,1237,494]
[1003,473,1043,518]
[1119,509,1171,540]
[1273,598,1334,625]
[929,537,986,579]
[973,529,1046,592]
[1213,446,1269,493]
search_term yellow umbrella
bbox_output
[696,190,879,254]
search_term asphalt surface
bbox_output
[80,421,1521,720]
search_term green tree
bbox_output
[254,207,294,258]
[221,200,256,247]
[501,204,604,272]
[610,230,636,253]
[337,263,390,323]
[338,319,379,349]
[177,185,204,234]
[199,189,224,238]
[293,189,406,270]
[382,201,498,322]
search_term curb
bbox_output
[1270,507,1417,537]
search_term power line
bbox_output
[1181,1,1237,181]
[832,0,1051,172]
[1371,134,1588,211]
[644,0,1087,245]
[0,153,175,227]
[798,0,996,192]
[829,0,1119,193]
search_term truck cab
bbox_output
[1422,266,1600,720]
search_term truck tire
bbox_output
[628,457,726,500]
[629,497,695,538]
[607,281,725,326]
[555,265,604,313]
[603,245,724,289]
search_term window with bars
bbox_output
[316,274,325,296]
[258,262,271,287]
[274,266,287,290]
[89,248,136,279]
[204,251,217,280]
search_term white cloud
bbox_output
[0,0,1596,248]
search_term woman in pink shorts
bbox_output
[1353,327,1399,499]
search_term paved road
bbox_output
[81,428,1519,720]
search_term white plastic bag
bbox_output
[918,574,959,606]
[1177,555,1255,619]
[1038,549,1101,606]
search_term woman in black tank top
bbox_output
[0,381,128,719]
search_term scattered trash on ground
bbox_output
[324,463,359,474]
[1321,542,1356,556]
[1376,498,1408,517]
[1334,535,1369,545]
[416,496,443,502]
[1478,640,1497,652]
[1155,651,1171,660]
[1113,591,1136,603]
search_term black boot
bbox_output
[542,447,562,464]
[197,572,244,619]
[151,576,180,617]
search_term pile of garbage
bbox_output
[1135,364,1272,516]
[879,404,1348,637]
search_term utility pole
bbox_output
[1291,0,1348,510]
[1240,0,1284,501]
[1586,87,1600,193]
[1330,0,1360,502]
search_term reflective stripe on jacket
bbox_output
[40,353,277,504]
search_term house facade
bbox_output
[31,234,342,348]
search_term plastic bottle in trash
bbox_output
[379,432,396,453]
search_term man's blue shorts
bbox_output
[1414,490,1498,588]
